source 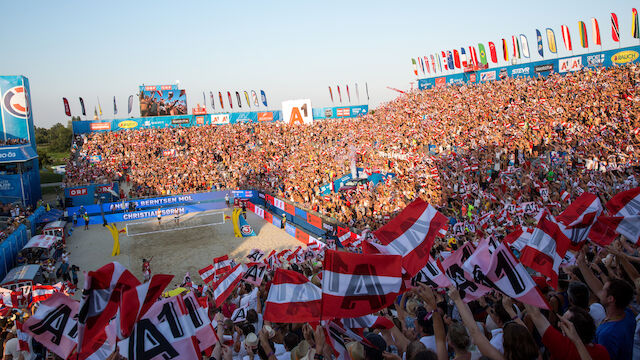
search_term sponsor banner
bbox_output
[480,71,496,82]
[0,76,36,148]
[212,114,230,125]
[282,99,313,125]
[510,65,531,77]
[195,116,205,125]
[559,56,582,73]
[584,53,605,67]
[89,122,110,131]
[116,120,139,130]
[335,107,350,117]
[89,155,102,163]
[0,145,38,163]
[435,77,446,87]
[257,112,274,122]
[67,190,226,216]
[84,201,226,226]
[232,190,256,199]
[499,68,509,79]
[64,182,120,207]
[534,63,555,74]
[171,117,190,125]
[611,50,639,64]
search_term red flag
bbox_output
[453,49,461,69]
[24,293,79,359]
[77,262,140,359]
[488,42,498,63]
[199,264,215,283]
[605,187,640,217]
[15,321,30,352]
[218,91,224,110]
[555,193,602,249]
[213,254,232,276]
[373,198,448,277]
[424,56,430,74]
[611,12,620,42]
[346,85,351,103]
[63,97,71,116]
[587,215,619,246]
[329,86,334,103]
[519,212,570,288]
[227,91,233,109]
[596,216,640,244]
[504,226,534,252]
[561,25,572,51]
[591,18,601,45]
[441,51,449,70]
[321,250,402,318]
[212,264,244,307]
[118,274,173,339]
[264,268,322,323]
[337,85,342,103]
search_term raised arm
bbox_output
[576,249,603,297]
[416,284,447,360]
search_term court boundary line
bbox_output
[125,210,226,236]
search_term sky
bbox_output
[2,0,640,128]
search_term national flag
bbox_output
[556,193,602,228]
[235,91,242,108]
[324,321,351,360]
[460,48,467,67]
[212,264,244,307]
[198,264,216,283]
[79,97,86,116]
[430,54,436,73]
[512,36,520,58]
[418,56,425,74]
[504,226,534,252]
[611,13,620,42]
[0,287,30,308]
[453,50,461,69]
[127,95,133,115]
[203,91,206,108]
[411,58,418,76]
[97,97,102,116]
[447,50,454,70]
[227,91,233,109]
[560,191,571,202]
[113,96,117,115]
[633,9,640,38]
[244,91,251,108]
[251,90,258,107]
[365,82,369,101]
[502,38,509,61]
[213,255,232,276]
[218,91,224,110]
[435,53,442,72]
[23,293,79,359]
[355,82,360,101]
[605,187,640,217]
[596,216,640,244]
[441,51,448,70]
[321,250,402,318]
[63,97,71,116]
[520,34,530,58]
[373,198,448,276]
[536,29,544,57]
[469,46,479,66]
[31,284,59,304]
[264,268,322,322]
[423,56,430,74]
[210,91,216,110]
[346,84,351,102]
[578,21,588,48]
[118,274,173,339]
[591,18,601,45]
[488,42,498,63]
[260,90,268,107]
[561,25,572,51]
[519,212,570,288]
[478,43,488,64]
[546,28,557,53]
[441,242,491,303]
[329,86,334,103]
[337,85,342,103]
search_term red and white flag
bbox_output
[24,293,79,359]
[519,212,570,288]
[442,242,491,303]
[321,250,402,318]
[15,321,30,352]
[31,284,59,304]
[337,227,357,246]
[0,286,31,308]
[504,226,533,252]
[77,262,140,360]
[213,255,232,276]
[198,264,216,284]
[556,193,602,228]
[117,295,213,360]
[606,187,640,217]
[342,315,395,331]
[560,191,571,202]
[264,268,322,323]
[118,274,173,338]
[595,216,640,244]
[373,198,448,277]
[212,264,245,307]
[588,215,620,246]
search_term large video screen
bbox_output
[139,85,188,117]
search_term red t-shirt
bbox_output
[542,325,610,360]
[221,302,237,319]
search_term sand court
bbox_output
[66,208,303,291]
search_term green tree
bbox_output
[35,127,49,145]
[48,123,73,152]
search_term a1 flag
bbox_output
[23,293,79,359]
[118,274,173,339]
[373,198,448,277]
[441,242,491,303]
[321,250,402,319]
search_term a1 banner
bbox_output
[282,99,313,125]
[242,262,267,286]
[23,293,79,359]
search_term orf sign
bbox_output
[282,99,312,125]
[69,188,88,197]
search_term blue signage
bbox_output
[82,201,226,226]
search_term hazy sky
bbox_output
[2,0,640,128]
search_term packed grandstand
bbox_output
[2,24,640,360]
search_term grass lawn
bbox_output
[36,145,69,166]
[40,170,63,183]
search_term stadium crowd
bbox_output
[40,64,640,360]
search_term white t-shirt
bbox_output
[489,328,504,354]
[240,288,259,311]
[419,335,437,353]
[590,302,606,327]
[3,337,20,359]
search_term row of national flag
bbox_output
[411,9,640,76]
[203,90,268,112]
[62,96,132,118]
[327,83,370,103]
